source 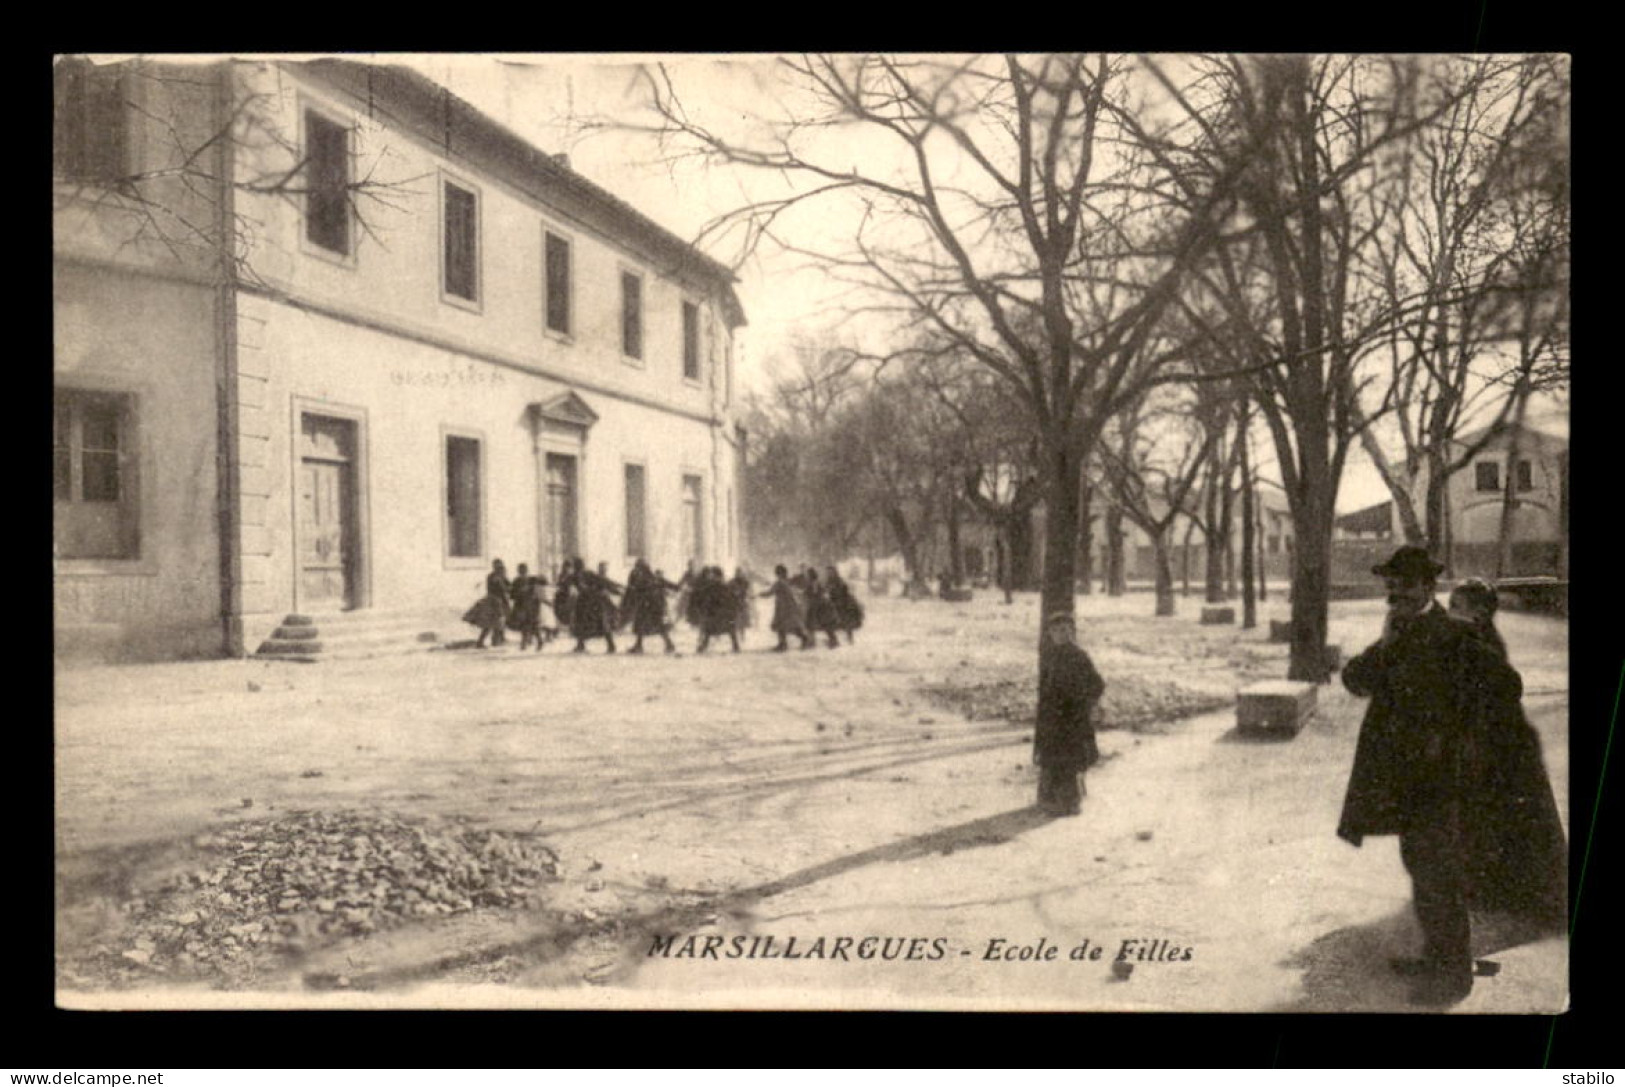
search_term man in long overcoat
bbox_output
[1337,546,1524,1006]
[1034,611,1105,817]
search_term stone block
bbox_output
[1237,680,1316,737]
[1268,619,1293,643]
[941,588,973,603]
[1201,606,1235,625]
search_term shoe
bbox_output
[1408,975,1472,1007]
[628,645,644,655]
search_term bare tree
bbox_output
[1349,55,1570,559]
[1099,388,1219,616]
[1158,55,1481,681]
[54,57,422,287]
[633,53,1259,720]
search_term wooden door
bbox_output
[299,460,352,607]
[297,414,357,610]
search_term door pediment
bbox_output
[530,391,599,433]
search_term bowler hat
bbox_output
[1371,546,1444,580]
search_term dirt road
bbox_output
[54,591,1569,1011]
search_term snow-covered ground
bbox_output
[54,590,1569,1012]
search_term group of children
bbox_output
[462,558,864,655]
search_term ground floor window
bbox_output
[624,463,647,558]
[445,434,482,558]
[54,387,139,559]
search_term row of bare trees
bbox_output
[644,53,1568,690]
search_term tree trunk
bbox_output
[1287,482,1334,684]
[1496,397,1532,580]
[1077,475,1094,594]
[1152,527,1176,617]
[1203,489,1225,604]
[886,506,921,584]
[1183,517,1198,597]
[946,496,964,585]
[1256,492,1268,602]
[1557,450,1569,580]
[1357,421,1426,544]
[1010,507,1036,591]
[1105,504,1126,596]
[997,531,1014,604]
[1423,449,1449,557]
[1221,476,1237,600]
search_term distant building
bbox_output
[55,58,747,662]
[1330,421,1568,578]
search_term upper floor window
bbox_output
[304,109,351,256]
[53,58,128,184]
[1516,459,1534,492]
[1475,461,1501,493]
[621,271,644,360]
[443,179,480,304]
[54,388,140,560]
[545,231,572,336]
[682,300,700,382]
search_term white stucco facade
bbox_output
[55,58,746,661]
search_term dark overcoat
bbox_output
[626,570,679,635]
[692,578,738,636]
[1034,641,1105,768]
[507,575,543,634]
[1336,604,1521,846]
[827,576,864,630]
[571,571,621,639]
[463,571,510,630]
[762,579,806,634]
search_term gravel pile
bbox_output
[922,672,1234,733]
[68,809,559,985]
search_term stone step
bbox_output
[253,609,469,661]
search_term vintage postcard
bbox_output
[54,52,1570,1012]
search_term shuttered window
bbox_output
[305,109,351,255]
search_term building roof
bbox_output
[291,58,747,329]
[1455,419,1568,451]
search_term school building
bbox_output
[54,57,747,662]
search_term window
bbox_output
[1475,460,1501,493]
[305,109,351,256]
[53,58,128,183]
[621,272,643,359]
[545,231,572,335]
[681,473,704,563]
[1517,459,1534,492]
[446,435,482,557]
[443,180,479,303]
[624,464,647,558]
[54,389,139,559]
[682,301,700,381]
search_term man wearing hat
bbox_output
[1337,545,1523,1006]
[1034,611,1106,817]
